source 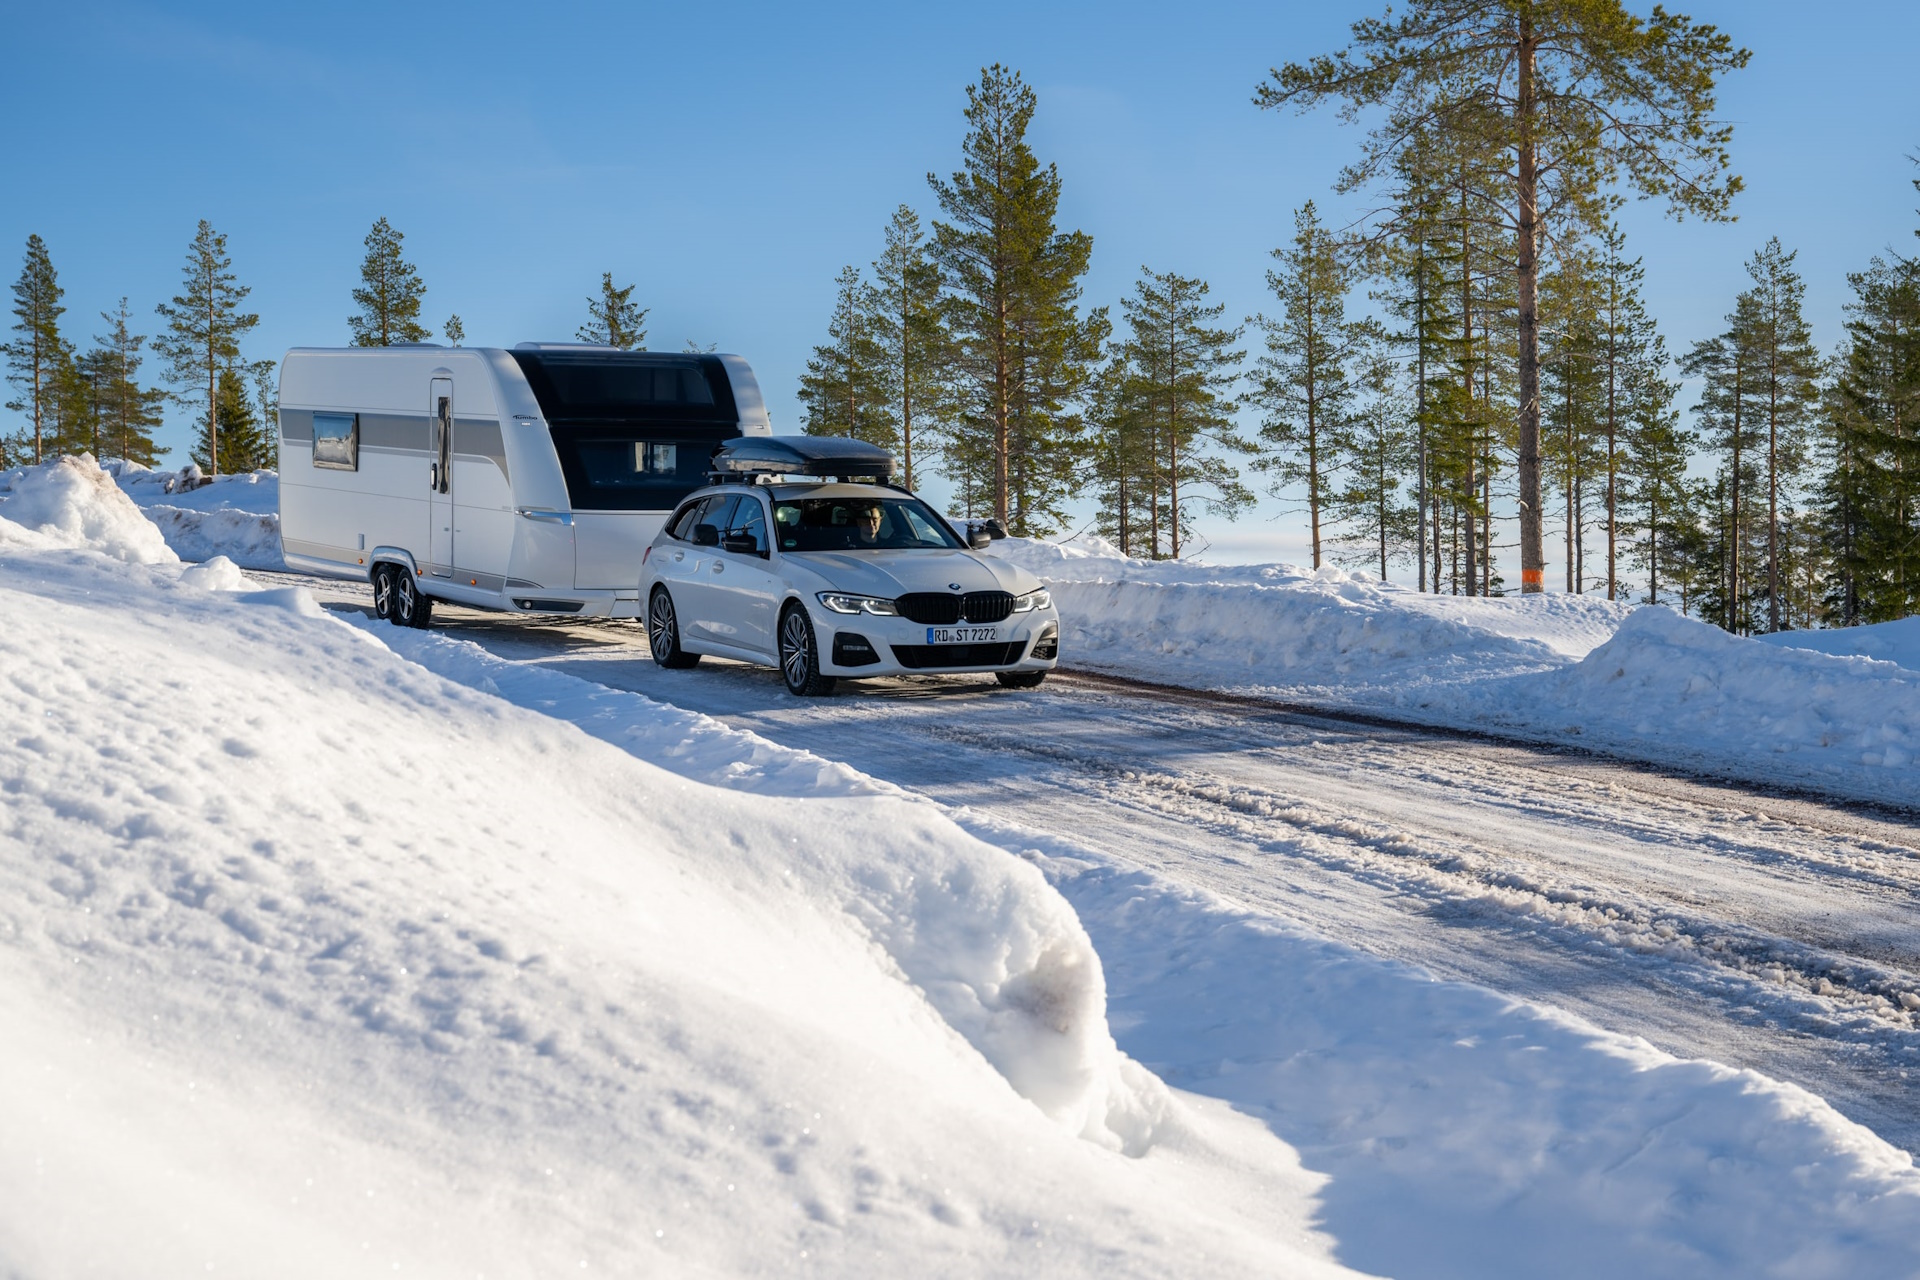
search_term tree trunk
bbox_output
[1415,250,1429,591]
[1729,350,1744,633]
[1514,14,1545,593]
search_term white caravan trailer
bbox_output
[277,344,772,625]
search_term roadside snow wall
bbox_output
[998,534,1920,806]
[0,465,1358,1279]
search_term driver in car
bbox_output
[852,502,886,547]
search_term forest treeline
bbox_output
[0,217,664,478]
[793,20,1917,633]
[7,3,1920,634]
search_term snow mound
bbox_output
[992,534,1628,696]
[141,503,285,568]
[0,543,1342,1276]
[1760,615,1920,674]
[1503,606,1920,796]
[0,454,177,565]
[367,621,1169,1152]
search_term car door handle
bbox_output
[672,551,685,562]
[712,563,725,574]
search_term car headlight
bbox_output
[816,592,899,616]
[1011,588,1052,613]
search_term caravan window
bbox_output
[508,351,734,423]
[313,412,359,470]
[549,427,732,511]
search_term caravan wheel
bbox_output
[371,565,396,620]
[393,570,434,629]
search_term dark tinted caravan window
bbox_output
[509,351,735,422]
[549,428,737,511]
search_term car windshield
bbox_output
[772,496,963,552]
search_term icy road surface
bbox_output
[270,572,1920,1155]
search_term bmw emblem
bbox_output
[949,583,963,591]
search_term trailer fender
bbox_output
[368,547,421,582]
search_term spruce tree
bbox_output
[1824,247,1920,624]
[870,206,948,490]
[4,234,66,464]
[195,365,269,474]
[154,220,259,477]
[444,315,465,346]
[1258,1,1750,593]
[349,217,428,347]
[1252,202,1362,569]
[578,272,648,349]
[797,266,888,443]
[930,65,1103,534]
[1116,266,1251,559]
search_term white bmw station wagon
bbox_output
[639,437,1059,696]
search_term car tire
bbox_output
[779,604,836,697]
[371,564,396,621]
[995,670,1047,690]
[393,569,434,629]
[648,587,702,669]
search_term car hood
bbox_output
[784,548,1042,599]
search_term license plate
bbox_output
[926,626,998,644]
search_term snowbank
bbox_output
[1760,614,1920,673]
[0,475,1352,1276]
[1000,535,1920,806]
[0,455,285,568]
[0,454,176,564]
[364,604,1920,1279]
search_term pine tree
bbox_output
[1115,267,1252,559]
[1619,330,1689,604]
[1739,238,1822,632]
[1682,286,1767,633]
[1252,202,1363,569]
[1085,353,1158,555]
[1331,340,1419,578]
[86,299,167,465]
[4,234,66,464]
[444,315,465,346]
[154,220,259,477]
[1258,1,1750,593]
[578,272,648,349]
[797,266,888,444]
[348,217,428,347]
[869,206,948,490]
[1541,242,1605,592]
[930,65,1103,534]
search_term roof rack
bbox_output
[708,435,897,484]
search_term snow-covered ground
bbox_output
[0,456,287,570]
[996,534,1920,806]
[8,459,1920,1276]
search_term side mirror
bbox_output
[968,526,992,550]
[983,518,1007,541]
[693,523,720,547]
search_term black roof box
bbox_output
[711,435,896,481]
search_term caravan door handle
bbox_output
[429,462,439,490]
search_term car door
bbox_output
[711,494,781,656]
[673,494,736,643]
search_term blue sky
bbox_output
[6,0,1918,570]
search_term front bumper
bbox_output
[814,608,1060,676]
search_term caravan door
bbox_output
[429,377,454,576]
